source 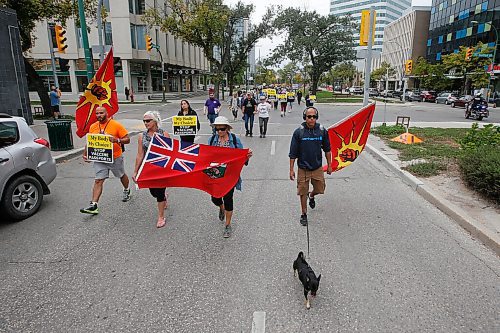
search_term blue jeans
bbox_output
[244,113,254,134]
[207,113,217,134]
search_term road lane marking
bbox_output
[271,140,276,155]
[252,311,266,333]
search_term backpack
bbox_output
[210,133,237,146]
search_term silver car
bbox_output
[435,92,458,105]
[0,114,57,221]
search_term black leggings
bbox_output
[149,188,167,202]
[259,117,269,135]
[211,187,235,211]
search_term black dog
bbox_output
[293,251,321,309]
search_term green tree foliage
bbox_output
[370,62,396,82]
[268,8,356,94]
[277,62,299,84]
[145,0,274,97]
[254,64,276,85]
[413,57,452,91]
[0,0,96,115]
[328,62,356,87]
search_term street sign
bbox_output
[357,49,381,59]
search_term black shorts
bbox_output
[52,105,60,113]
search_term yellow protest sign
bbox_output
[287,92,296,98]
[278,93,287,101]
[173,116,198,136]
[86,133,113,163]
[267,89,277,100]
[309,95,317,101]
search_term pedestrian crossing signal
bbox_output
[55,24,68,53]
[405,60,413,75]
[146,35,153,51]
[465,47,473,61]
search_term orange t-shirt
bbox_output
[89,119,128,159]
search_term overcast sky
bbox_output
[223,0,433,61]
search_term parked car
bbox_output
[349,86,363,94]
[369,88,379,96]
[393,89,404,99]
[381,90,395,98]
[0,114,57,221]
[450,95,473,108]
[400,90,423,102]
[420,91,437,102]
[435,92,459,105]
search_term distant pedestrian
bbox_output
[208,116,253,238]
[257,95,271,138]
[49,85,61,119]
[125,86,130,101]
[230,92,239,121]
[133,111,170,228]
[80,106,131,215]
[287,91,295,112]
[305,90,314,108]
[289,107,332,226]
[130,87,135,103]
[297,90,303,105]
[241,92,257,137]
[279,90,288,117]
[177,99,201,143]
[204,90,221,133]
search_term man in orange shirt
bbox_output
[80,106,131,214]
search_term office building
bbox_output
[330,0,413,51]
[26,0,210,98]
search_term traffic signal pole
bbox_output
[47,22,59,88]
[363,8,375,106]
[78,0,94,80]
[154,46,166,102]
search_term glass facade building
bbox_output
[427,0,500,64]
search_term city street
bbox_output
[1,102,499,332]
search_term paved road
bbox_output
[1,105,499,332]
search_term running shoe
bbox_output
[223,225,232,238]
[122,188,131,202]
[300,213,308,226]
[308,194,316,209]
[80,202,98,215]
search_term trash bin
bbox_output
[44,120,74,151]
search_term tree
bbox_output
[330,62,356,87]
[145,0,274,97]
[277,62,299,85]
[370,62,396,82]
[0,0,97,116]
[268,8,356,94]
[412,57,452,91]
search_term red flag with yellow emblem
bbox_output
[75,48,118,137]
[326,103,375,172]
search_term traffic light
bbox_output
[113,57,122,73]
[145,35,153,51]
[465,47,473,61]
[54,24,68,53]
[58,58,70,72]
[405,60,413,75]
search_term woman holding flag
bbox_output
[133,111,170,228]
[209,116,252,238]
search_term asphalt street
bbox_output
[1,102,499,332]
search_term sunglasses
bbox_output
[215,127,227,131]
[143,119,153,123]
[306,115,318,119]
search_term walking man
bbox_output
[289,107,332,226]
[241,92,257,137]
[49,85,61,119]
[204,90,221,133]
[80,106,131,214]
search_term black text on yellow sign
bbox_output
[172,116,198,136]
[86,134,113,163]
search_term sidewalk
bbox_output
[366,133,500,256]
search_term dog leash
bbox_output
[306,220,310,259]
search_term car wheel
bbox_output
[1,175,43,221]
[451,102,455,108]
[445,100,449,105]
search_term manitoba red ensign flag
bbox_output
[136,134,249,197]
[75,49,119,137]
[326,103,375,172]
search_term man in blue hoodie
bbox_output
[289,107,332,226]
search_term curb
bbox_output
[366,143,500,256]
[53,131,141,164]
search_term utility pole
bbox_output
[96,0,104,64]
[47,23,59,88]
[77,0,94,80]
[363,8,375,106]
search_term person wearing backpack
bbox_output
[289,107,332,227]
[209,116,252,238]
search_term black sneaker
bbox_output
[250,133,253,137]
[300,214,308,226]
[308,194,316,209]
[80,202,98,215]
[223,225,232,238]
[219,208,225,221]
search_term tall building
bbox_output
[427,0,500,63]
[330,0,413,51]
[381,6,431,89]
[26,0,210,98]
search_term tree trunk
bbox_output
[24,57,52,117]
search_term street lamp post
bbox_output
[472,20,499,97]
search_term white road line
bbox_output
[252,311,266,333]
[270,140,276,155]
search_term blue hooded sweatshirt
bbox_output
[289,122,331,170]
